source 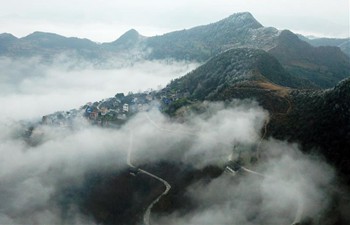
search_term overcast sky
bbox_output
[0,0,348,42]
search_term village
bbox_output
[41,87,189,128]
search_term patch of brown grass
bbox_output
[258,81,290,97]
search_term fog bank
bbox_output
[0,57,198,121]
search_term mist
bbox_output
[0,98,267,224]
[0,56,343,224]
[0,56,198,121]
[155,139,335,225]
[0,56,199,223]
[0,95,340,224]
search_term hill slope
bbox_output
[144,12,279,61]
[162,50,350,182]
[163,48,314,101]
[267,78,350,176]
[298,35,350,57]
[269,30,350,88]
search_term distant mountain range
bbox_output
[1,12,349,88]
[298,35,350,57]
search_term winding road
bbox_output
[127,131,171,225]
[256,91,292,160]
[140,169,171,225]
[133,111,302,225]
[256,117,270,160]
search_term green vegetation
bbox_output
[268,78,350,178]
[269,30,350,88]
[163,48,314,104]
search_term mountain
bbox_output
[1,31,100,59]
[269,30,350,88]
[21,32,97,50]
[1,12,279,61]
[143,13,350,88]
[161,50,350,181]
[261,77,350,190]
[102,29,145,51]
[0,33,18,52]
[1,12,349,88]
[144,12,279,61]
[162,48,314,102]
[298,35,350,57]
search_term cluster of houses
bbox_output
[41,88,189,127]
[158,85,189,103]
[82,92,157,126]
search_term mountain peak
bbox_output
[26,31,59,36]
[279,30,300,42]
[109,29,143,48]
[117,29,141,40]
[124,29,139,36]
[22,31,65,41]
[228,12,254,19]
[224,12,263,29]
[0,33,17,40]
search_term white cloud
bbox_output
[0,57,198,121]
[155,139,336,225]
[0,97,268,223]
[0,84,342,224]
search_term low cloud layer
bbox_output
[0,122,131,224]
[0,99,268,224]
[0,56,198,121]
[156,139,335,225]
[0,97,340,224]
[0,57,343,224]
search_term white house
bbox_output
[123,103,129,112]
